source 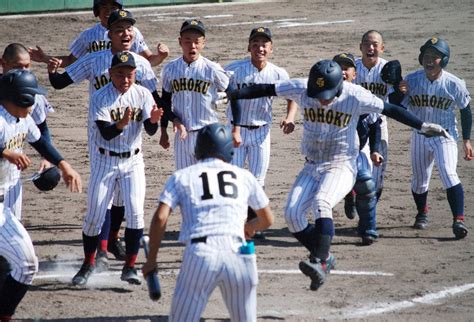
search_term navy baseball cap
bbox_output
[333,53,356,68]
[111,51,136,69]
[108,9,136,29]
[180,19,205,36]
[249,27,272,42]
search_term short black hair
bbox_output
[2,43,28,62]
[361,30,383,43]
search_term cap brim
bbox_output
[25,86,47,96]
[111,63,136,69]
[334,57,355,68]
[180,26,205,35]
[109,17,136,28]
[249,33,272,42]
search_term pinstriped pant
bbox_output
[410,132,460,194]
[170,236,257,322]
[174,130,199,170]
[0,204,38,285]
[4,179,22,220]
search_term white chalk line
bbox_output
[213,17,307,27]
[331,283,474,319]
[34,268,393,281]
[277,20,354,28]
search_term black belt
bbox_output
[98,148,140,158]
[0,195,3,203]
[191,236,207,244]
[231,122,264,130]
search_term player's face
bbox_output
[339,63,356,82]
[3,101,32,118]
[360,32,384,68]
[110,66,136,93]
[98,1,121,27]
[179,30,206,63]
[109,22,135,51]
[2,53,31,73]
[422,48,443,81]
[248,36,273,66]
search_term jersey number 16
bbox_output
[199,171,238,200]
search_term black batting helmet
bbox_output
[93,0,123,17]
[0,69,47,108]
[418,37,450,68]
[33,167,61,191]
[195,123,234,163]
[307,60,343,100]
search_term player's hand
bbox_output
[3,150,32,170]
[173,119,187,140]
[159,128,170,149]
[463,139,474,161]
[57,160,82,193]
[28,45,49,63]
[116,107,132,130]
[232,125,242,147]
[419,122,449,138]
[398,80,408,95]
[47,57,63,73]
[280,118,295,134]
[142,260,158,279]
[370,152,384,166]
[244,223,256,240]
[38,159,52,172]
[156,43,169,60]
[150,105,163,124]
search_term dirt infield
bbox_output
[1,0,473,320]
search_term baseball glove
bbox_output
[381,60,402,86]
[33,166,61,191]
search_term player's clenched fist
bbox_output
[149,104,163,124]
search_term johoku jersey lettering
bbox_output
[91,83,154,152]
[161,56,229,131]
[66,50,158,95]
[275,80,384,162]
[159,158,269,243]
[355,57,393,100]
[402,69,471,140]
[0,106,40,184]
[30,94,54,125]
[225,58,289,125]
[69,23,148,59]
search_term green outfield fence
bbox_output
[0,0,242,15]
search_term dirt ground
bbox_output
[1,0,473,321]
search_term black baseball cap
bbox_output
[108,9,136,29]
[333,53,356,68]
[180,19,205,36]
[111,51,136,69]
[249,27,272,42]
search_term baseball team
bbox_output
[0,0,471,321]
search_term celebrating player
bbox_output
[142,123,274,322]
[224,27,297,238]
[0,69,82,321]
[72,51,163,286]
[401,37,472,238]
[229,59,448,291]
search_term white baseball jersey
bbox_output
[66,50,158,96]
[30,94,54,125]
[274,80,385,232]
[69,23,148,59]
[402,69,471,193]
[159,157,269,322]
[0,106,41,219]
[83,82,154,236]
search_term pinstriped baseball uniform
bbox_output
[225,57,289,186]
[159,158,269,321]
[69,23,148,59]
[402,69,471,193]
[29,94,54,125]
[0,106,41,220]
[83,82,154,236]
[355,57,392,192]
[273,80,384,233]
[161,55,229,169]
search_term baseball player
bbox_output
[72,51,162,286]
[29,0,169,68]
[48,9,159,263]
[1,43,55,219]
[401,37,472,239]
[334,53,383,245]
[160,19,240,170]
[0,69,82,321]
[229,59,448,290]
[224,27,296,238]
[142,123,274,322]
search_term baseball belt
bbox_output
[98,147,140,158]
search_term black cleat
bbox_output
[108,239,126,260]
[299,253,336,291]
[452,220,468,239]
[121,266,142,285]
[72,263,94,286]
[414,213,428,230]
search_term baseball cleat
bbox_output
[452,220,468,240]
[253,231,266,240]
[361,234,377,246]
[72,263,94,286]
[108,239,126,260]
[344,192,357,220]
[95,250,109,273]
[299,253,336,291]
[413,213,428,230]
[121,266,142,285]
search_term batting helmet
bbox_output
[307,60,343,100]
[0,69,47,108]
[195,123,234,163]
[33,167,61,191]
[93,0,123,17]
[418,37,450,68]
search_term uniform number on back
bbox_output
[199,171,238,200]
